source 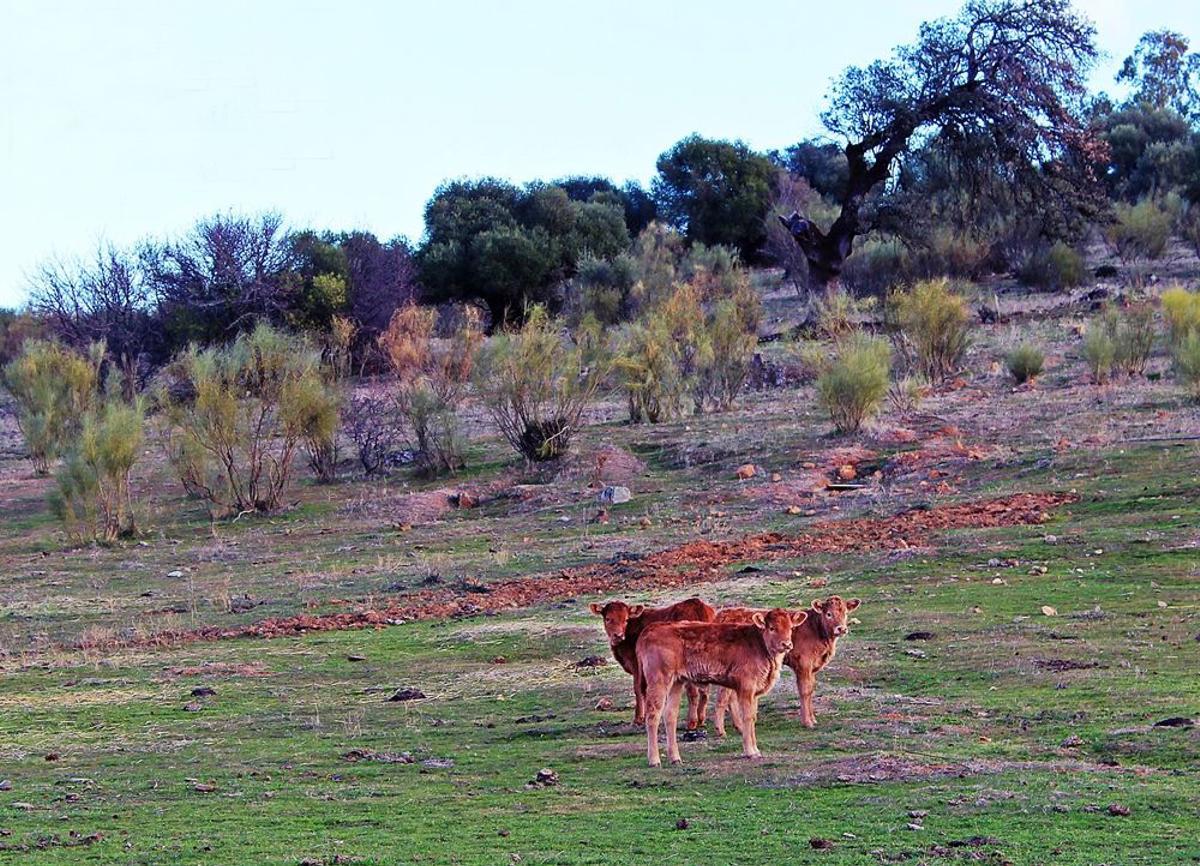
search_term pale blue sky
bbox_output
[1,1,1196,308]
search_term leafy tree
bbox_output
[771,140,849,200]
[1116,30,1200,120]
[419,178,628,327]
[778,0,1104,290]
[339,231,420,356]
[652,135,776,260]
[1094,103,1198,201]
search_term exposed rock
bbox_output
[388,688,427,702]
[596,485,632,505]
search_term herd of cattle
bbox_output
[590,595,861,767]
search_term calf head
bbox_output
[752,608,805,655]
[810,595,861,639]
[589,600,645,646]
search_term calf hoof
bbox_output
[633,715,645,726]
[648,759,661,768]
[670,757,683,766]
[744,750,763,760]
[802,719,816,729]
[714,728,726,738]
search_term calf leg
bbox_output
[683,683,708,730]
[643,674,667,768]
[737,690,760,759]
[713,688,730,737]
[794,667,816,728]
[632,666,646,725]
[664,681,685,764]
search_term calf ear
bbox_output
[629,604,645,617]
[751,612,765,628]
[847,598,861,611]
[588,602,604,615]
[811,599,824,611]
[791,609,809,625]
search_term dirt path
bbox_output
[123,491,1074,648]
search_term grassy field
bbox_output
[1,287,1199,865]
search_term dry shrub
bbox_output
[817,333,891,433]
[49,395,144,543]
[1171,330,1200,400]
[888,279,971,382]
[379,303,482,475]
[1018,242,1086,291]
[1161,285,1200,348]
[159,324,337,515]
[344,395,402,475]
[475,305,607,461]
[2,339,102,475]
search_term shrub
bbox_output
[1161,285,1200,347]
[159,324,336,516]
[888,279,971,382]
[1171,330,1200,400]
[344,395,402,476]
[887,374,925,415]
[1018,242,1086,291]
[475,305,607,461]
[49,395,144,543]
[379,303,482,475]
[912,227,991,280]
[1103,199,1172,277]
[1006,344,1045,384]
[695,288,761,412]
[840,237,911,297]
[293,373,343,483]
[814,288,859,343]
[1082,326,1117,383]
[1111,305,1156,375]
[817,334,891,433]
[1,339,102,475]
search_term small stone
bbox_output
[1029,565,1048,575]
[1157,600,1168,609]
[906,822,924,831]
[190,687,216,697]
[1153,717,1194,728]
[183,702,203,712]
[346,655,366,662]
[534,768,559,787]
[1043,535,1058,544]
[770,472,782,483]
[786,505,804,515]
[1041,606,1058,617]
[736,463,759,480]
[837,464,857,481]
[594,697,615,711]
[1107,803,1131,817]
[992,577,1006,585]
[0,781,10,791]
[574,655,606,669]
[498,829,510,837]
[809,837,834,849]
[904,631,935,641]
[908,810,928,819]
[166,570,184,579]
[596,485,632,505]
[675,818,690,830]
[904,648,927,659]
[1061,734,1083,747]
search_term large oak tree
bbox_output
[781,0,1106,290]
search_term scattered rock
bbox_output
[346,655,366,662]
[735,463,761,480]
[1041,605,1058,617]
[1107,803,1131,817]
[387,688,427,702]
[574,655,606,669]
[837,464,857,481]
[1029,565,1048,575]
[528,768,558,788]
[770,472,782,483]
[594,697,615,711]
[190,686,216,697]
[1153,717,1194,728]
[906,822,924,831]
[809,837,834,849]
[908,810,928,819]
[166,570,184,579]
[1061,734,1084,747]
[904,631,935,641]
[422,757,454,769]
[497,829,510,837]
[785,505,804,515]
[0,781,10,792]
[1043,535,1058,545]
[675,818,690,831]
[904,649,927,659]
[182,702,203,712]
[10,803,35,811]
[596,485,632,505]
[192,783,217,793]
[342,749,413,764]
[809,577,829,588]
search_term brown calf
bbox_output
[713,596,861,734]
[637,608,804,766]
[588,597,716,729]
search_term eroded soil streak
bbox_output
[127,491,1074,647]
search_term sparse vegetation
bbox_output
[158,324,336,516]
[888,279,971,382]
[816,333,891,433]
[1006,344,1045,384]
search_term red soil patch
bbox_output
[128,491,1074,646]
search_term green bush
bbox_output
[695,288,761,413]
[1082,326,1117,383]
[1,340,102,475]
[1112,306,1156,375]
[912,227,991,280]
[1103,199,1172,273]
[159,324,338,516]
[1018,242,1086,291]
[1006,344,1045,384]
[475,306,607,461]
[817,334,891,434]
[1161,285,1200,347]
[888,279,971,382]
[1171,330,1200,401]
[49,395,144,543]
